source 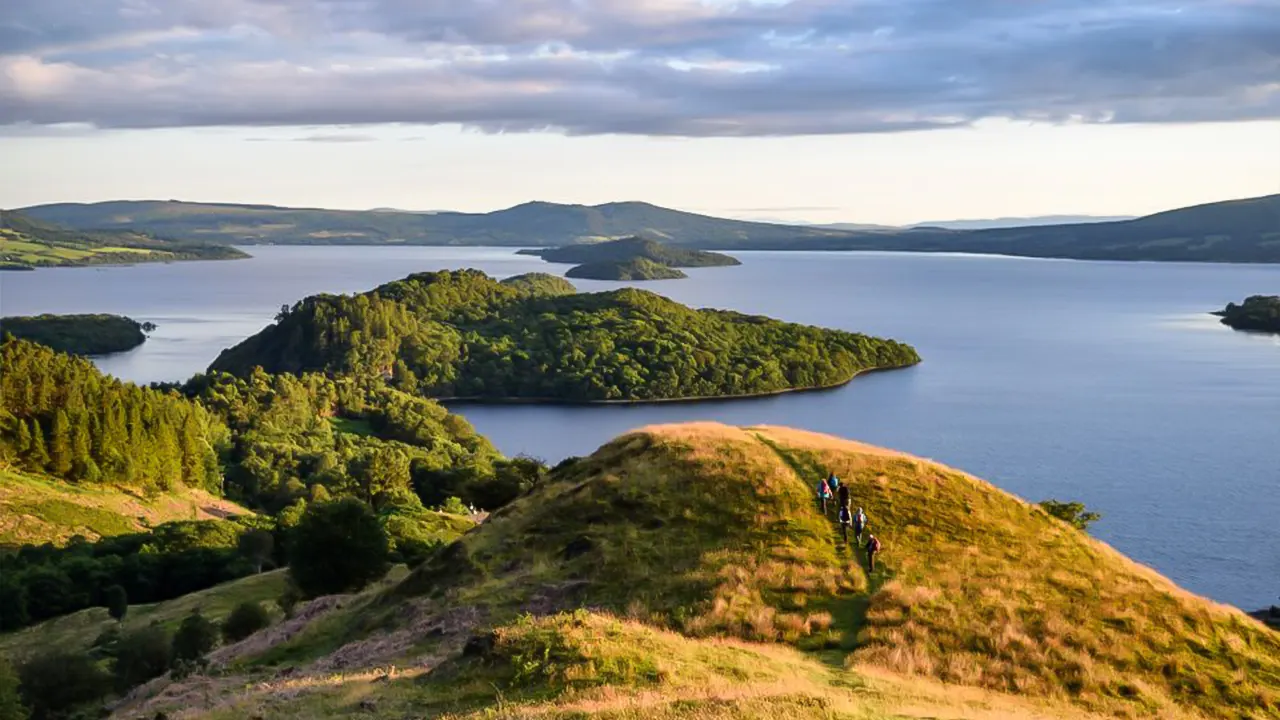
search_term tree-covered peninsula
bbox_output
[1215,295,1280,333]
[0,210,247,270]
[0,314,154,355]
[566,257,688,281]
[209,269,920,402]
[521,236,741,267]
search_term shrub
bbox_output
[0,659,26,720]
[288,499,389,598]
[1038,499,1101,531]
[17,650,110,720]
[102,585,128,622]
[171,612,219,663]
[112,625,172,691]
[438,496,469,516]
[222,601,272,643]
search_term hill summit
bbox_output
[119,423,1280,720]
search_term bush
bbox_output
[288,499,389,598]
[171,612,219,663]
[222,601,272,643]
[0,659,27,720]
[17,650,110,720]
[438,496,469,516]
[113,625,172,691]
[1038,499,1101,532]
[102,585,128,622]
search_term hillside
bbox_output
[0,468,251,549]
[1216,295,1280,333]
[525,236,741,267]
[565,257,689,280]
[0,313,152,355]
[0,210,247,269]
[19,200,855,248]
[19,193,1280,262]
[497,272,578,296]
[207,270,920,402]
[107,423,1280,720]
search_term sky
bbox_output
[2,0,1278,225]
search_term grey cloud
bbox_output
[0,0,1277,137]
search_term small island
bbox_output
[1214,295,1280,333]
[0,314,155,355]
[566,257,688,281]
[521,237,741,268]
[210,269,920,403]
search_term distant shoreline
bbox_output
[438,362,916,408]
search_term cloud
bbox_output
[0,0,1277,136]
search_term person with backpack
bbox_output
[838,504,853,543]
[816,478,832,514]
[853,507,867,543]
[827,473,840,497]
[837,482,850,510]
[865,534,882,572]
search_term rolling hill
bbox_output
[20,193,1280,262]
[0,210,247,269]
[104,423,1280,720]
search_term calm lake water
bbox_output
[3,246,1278,610]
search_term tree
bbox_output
[0,580,28,632]
[0,659,27,720]
[47,409,72,477]
[171,612,219,663]
[236,529,274,574]
[1039,499,1102,532]
[17,650,110,720]
[103,585,128,622]
[289,498,390,598]
[222,601,272,643]
[112,625,172,691]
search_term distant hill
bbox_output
[111,423,1280,720]
[524,237,741,267]
[20,194,1280,262]
[908,214,1136,230]
[565,257,689,281]
[20,199,856,248]
[0,210,247,269]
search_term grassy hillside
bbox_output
[116,423,1279,720]
[0,209,247,269]
[19,194,1280,262]
[0,468,251,549]
[528,237,741,267]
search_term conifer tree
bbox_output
[48,409,73,477]
[27,420,49,469]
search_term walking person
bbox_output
[852,507,867,543]
[865,534,882,573]
[837,483,849,510]
[816,478,832,514]
[838,504,853,544]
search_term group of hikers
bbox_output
[816,472,882,572]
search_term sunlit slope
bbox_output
[397,423,1279,719]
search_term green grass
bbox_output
[0,468,252,549]
[0,233,166,267]
[0,570,288,661]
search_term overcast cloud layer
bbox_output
[1,0,1278,136]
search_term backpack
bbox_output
[867,537,881,553]
[855,510,866,526]
[839,508,851,524]
[816,481,830,497]
[829,476,840,491]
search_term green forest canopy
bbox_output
[209,269,920,402]
[525,237,741,267]
[1,314,153,356]
[565,257,688,281]
[1216,295,1280,333]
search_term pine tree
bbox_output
[14,419,31,457]
[27,420,50,469]
[49,409,73,477]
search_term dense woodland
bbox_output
[1217,295,1280,332]
[0,315,153,356]
[565,257,688,280]
[0,340,226,494]
[524,237,741,267]
[210,270,920,401]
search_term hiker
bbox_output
[816,478,832,514]
[838,504,852,543]
[837,482,850,510]
[865,534,882,572]
[852,506,867,543]
[827,472,840,498]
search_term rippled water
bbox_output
[3,246,1278,609]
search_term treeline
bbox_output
[0,339,226,493]
[209,270,921,402]
[0,315,152,356]
[1217,295,1280,333]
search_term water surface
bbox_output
[3,247,1277,609]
